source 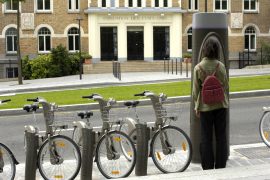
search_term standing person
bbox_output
[192,37,229,170]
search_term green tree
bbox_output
[0,0,25,84]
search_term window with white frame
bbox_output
[188,0,198,11]
[154,0,159,7]
[6,67,18,78]
[37,0,51,11]
[187,27,192,51]
[6,28,17,54]
[163,0,168,7]
[244,0,257,11]
[68,27,79,52]
[68,0,79,11]
[5,0,19,12]
[137,0,142,7]
[244,26,256,51]
[215,0,228,11]
[101,0,106,7]
[128,0,133,7]
[38,27,51,53]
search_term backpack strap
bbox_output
[212,62,220,76]
[198,62,220,77]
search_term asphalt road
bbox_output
[0,96,269,163]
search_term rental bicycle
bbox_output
[23,97,81,180]
[72,94,136,179]
[120,91,192,173]
[0,99,19,180]
[259,106,270,147]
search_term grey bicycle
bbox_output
[120,91,192,173]
[0,99,19,180]
[23,97,81,180]
[72,94,136,179]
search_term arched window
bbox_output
[68,27,79,52]
[187,27,192,51]
[38,27,51,52]
[244,26,256,51]
[6,28,17,53]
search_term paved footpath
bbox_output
[14,143,270,180]
[0,67,270,95]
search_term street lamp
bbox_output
[76,16,83,80]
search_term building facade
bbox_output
[0,0,270,78]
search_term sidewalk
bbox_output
[1,68,270,95]
[14,143,270,180]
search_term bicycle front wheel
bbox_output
[259,111,270,147]
[96,131,136,179]
[150,126,192,173]
[0,143,16,180]
[37,135,81,180]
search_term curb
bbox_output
[1,89,269,116]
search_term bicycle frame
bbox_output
[77,94,122,161]
[127,91,177,155]
[25,98,67,165]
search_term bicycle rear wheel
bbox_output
[37,135,81,180]
[150,126,192,173]
[0,143,16,180]
[259,111,270,147]
[96,131,136,179]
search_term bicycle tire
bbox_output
[150,125,192,173]
[96,131,136,179]
[37,135,81,180]
[259,111,270,147]
[0,143,16,180]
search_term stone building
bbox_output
[0,0,269,78]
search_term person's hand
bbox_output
[195,110,200,118]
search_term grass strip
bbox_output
[0,75,270,109]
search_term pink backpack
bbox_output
[199,63,225,104]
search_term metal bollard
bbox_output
[81,128,95,180]
[24,129,39,180]
[135,123,149,176]
[180,59,183,75]
[186,61,188,77]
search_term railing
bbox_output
[239,48,270,69]
[163,58,189,77]
[112,60,121,80]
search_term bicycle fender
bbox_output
[24,125,37,133]
[263,107,270,112]
[73,121,88,128]
[122,117,137,134]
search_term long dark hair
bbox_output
[202,37,219,60]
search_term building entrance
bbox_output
[153,27,170,60]
[100,27,117,60]
[127,27,144,60]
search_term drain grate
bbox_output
[234,146,270,159]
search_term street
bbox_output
[0,96,269,163]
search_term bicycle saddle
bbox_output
[23,104,39,112]
[124,101,140,107]
[77,111,93,119]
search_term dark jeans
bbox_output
[200,108,228,170]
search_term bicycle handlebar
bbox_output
[1,99,11,103]
[134,90,151,97]
[27,98,39,102]
[82,93,101,99]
